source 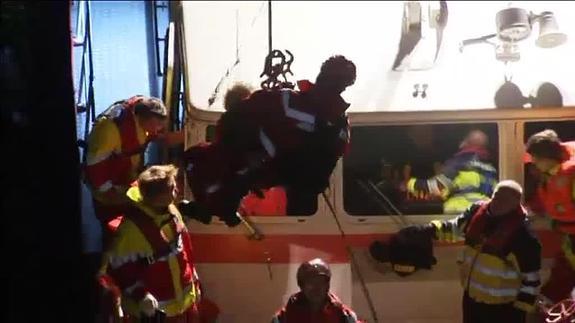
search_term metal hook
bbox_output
[412,84,420,98]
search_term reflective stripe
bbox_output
[86,151,114,166]
[156,235,183,262]
[109,239,183,268]
[469,280,518,297]
[205,183,221,194]
[436,174,453,189]
[236,168,249,175]
[345,311,358,323]
[521,271,540,282]
[157,283,195,308]
[124,281,143,295]
[259,129,276,158]
[98,181,113,192]
[281,90,315,125]
[519,286,538,295]
[295,122,314,132]
[109,252,145,269]
[463,255,519,279]
[427,179,442,196]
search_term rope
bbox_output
[321,191,379,323]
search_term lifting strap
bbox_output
[125,206,183,266]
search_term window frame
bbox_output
[335,108,575,226]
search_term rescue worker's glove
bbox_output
[177,200,212,225]
[139,293,159,317]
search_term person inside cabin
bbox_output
[390,180,542,322]
[524,129,575,308]
[271,258,364,323]
[100,164,207,322]
[183,55,356,222]
[404,129,498,214]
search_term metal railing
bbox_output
[72,0,96,164]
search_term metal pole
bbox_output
[268,0,272,54]
[321,192,379,323]
[85,0,96,123]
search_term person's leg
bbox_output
[541,251,575,303]
[462,292,480,323]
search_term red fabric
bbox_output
[465,201,526,251]
[85,99,147,190]
[538,159,575,234]
[238,186,287,216]
[107,206,197,303]
[184,82,350,218]
[541,250,575,303]
[273,292,363,323]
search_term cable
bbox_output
[321,191,379,323]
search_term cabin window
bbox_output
[343,123,499,216]
[204,125,317,216]
[523,120,575,210]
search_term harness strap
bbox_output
[124,207,182,266]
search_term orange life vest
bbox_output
[538,142,575,234]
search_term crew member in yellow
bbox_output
[405,129,498,214]
[103,164,204,322]
[397,180,542,322]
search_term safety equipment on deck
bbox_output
[369,224,437,276]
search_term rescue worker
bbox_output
[396,180,542,322]
[184,55,356,221]
[271,258,364,323]
[223,82,288,217]
[405,129,498,214]
[524,129,575,306]
[103,164,203,322]
[85,95,184,242]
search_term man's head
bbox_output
[315,55,356,94]
[296,258,331,305]
[526,129,564,173]
[224,83,253,111]
[133,96,168,135]
[138,164,178,209]
[459,129,489,150]
[489,180,523,216]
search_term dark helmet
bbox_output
[315,55,357,93]
[296,258,332,288]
